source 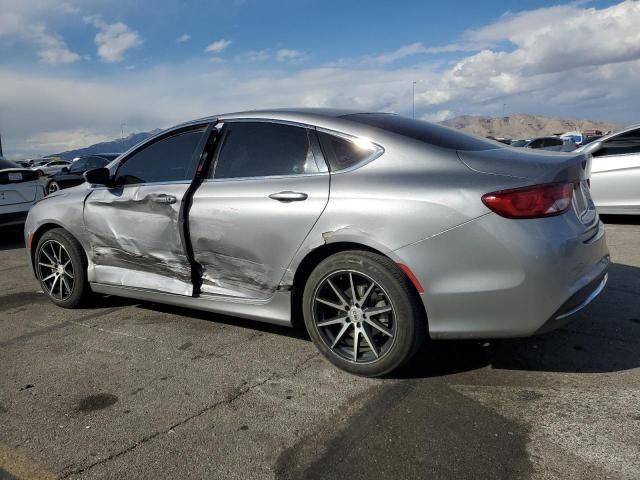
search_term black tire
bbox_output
[47,181,61,195]
[35,228,90,308]
[302,250,426,377]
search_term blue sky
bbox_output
[0,0,637,157]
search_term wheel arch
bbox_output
[289,241,427,329]
[29,223,88,274]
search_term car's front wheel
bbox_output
[302,250,426,377]
[46,181,61,194]
[35,229,89,308]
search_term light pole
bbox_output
[121,123,127,147]
[412,81,417,119]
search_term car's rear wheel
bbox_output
[47,181,61,194]
[35,229,89,308]
[302,250,426,377]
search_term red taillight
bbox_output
[482,183,574,219]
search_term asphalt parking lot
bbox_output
[1,218,639,480]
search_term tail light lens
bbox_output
[482,182,574,219]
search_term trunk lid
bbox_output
[0,169,40,205]
[458,147,596,225]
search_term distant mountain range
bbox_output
[440,114,620,140]
[51,114,623,159]
[53,130,161,160]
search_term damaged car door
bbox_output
[189,120,330,300]
[84,126,209,295]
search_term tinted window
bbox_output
[115,129,205,185]
[69,158,88,173]
[545,138,563,147]
[212,122,320,179]
[344,113,501,151]
[596,128,640,157]
[85,156,109,170]
[510,140,528,147]
[317,131,380,171]
[0,158,18,169]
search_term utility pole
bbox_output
[0,129,4,158]
[121,123,127,149]
[412,81,417,119]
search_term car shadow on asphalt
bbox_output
[0,226,25,251]
[396,262,640,379]
[601,214,640,225]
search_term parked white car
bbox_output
[31,159,72,176]
[577,124,640,215]
[0,158,45,226]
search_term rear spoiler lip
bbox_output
[456,149,591,184]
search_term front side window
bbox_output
[70,158,88,173]
[212,122,320,179]
[85,156,108,170]
[317,131,382,171]
[115,128,206,185]
[545,138,563,147]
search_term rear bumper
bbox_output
[393,211,610,339]
[535,270,607,334]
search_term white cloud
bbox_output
[3,1,640,159]
[238,49,271,62]
[276,48,303,62]
[205,39,232,54]
[176,34,191,43]
[0,5,80,64]
[85,15,143,63]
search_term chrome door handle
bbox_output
[268,191,308,202]
[151,194,177,204]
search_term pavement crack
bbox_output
[59,355,319,479]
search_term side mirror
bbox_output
[84,167,112,186]
[581,140,603,155]
[60,167,69,173]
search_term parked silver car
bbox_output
[577,124,640,215]
[25,110,609,376]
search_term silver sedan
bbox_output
[24,109,610,376]
[577,124,640,215]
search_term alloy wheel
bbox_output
[312,269,397,364]
[37,239,75,300]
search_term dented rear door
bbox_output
[189,120,329,300]
[84,126,209,295]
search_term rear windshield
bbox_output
[343,113,502,151]
[0,158,18,169]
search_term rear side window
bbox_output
[317,131,382,171]
[212,122,321,179]
[115,129,206,185]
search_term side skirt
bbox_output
[90,282,293,327]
